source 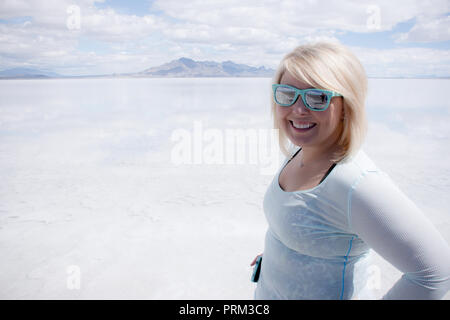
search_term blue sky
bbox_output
[94,0,158,17]
[0,0,449,77]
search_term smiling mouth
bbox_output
[289,120,316,131]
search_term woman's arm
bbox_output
[349,171,450,299]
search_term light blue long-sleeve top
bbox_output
[254,147,450,300]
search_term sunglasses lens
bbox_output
[275,86,296,105]
[305,90,329,110]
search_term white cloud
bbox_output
[394,14,450,43]
[352,46,450,77]
[0,0,164,42]
[153,0,447,34]
[80,8,166,42]
[0,0,449,76]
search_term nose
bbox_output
[291,97,310,114]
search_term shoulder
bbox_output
[326,149,409,218]
[314,149,387,219]
[338,150,407,206]
[346,153,423,232]
[339,148,379,174]
[330,148,382,190]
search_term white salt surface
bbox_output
[0,78,449,299]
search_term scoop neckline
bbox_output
[276,148,338,194]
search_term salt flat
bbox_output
[0,78,449,299]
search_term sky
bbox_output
[0,0,449,77]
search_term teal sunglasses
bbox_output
[272,84,343,111]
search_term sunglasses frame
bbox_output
[272,84,343,111]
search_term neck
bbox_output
[298,139,342,168]
[298,148,334,168]
[298,122,344,167]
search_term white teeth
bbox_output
[292,121,315,129]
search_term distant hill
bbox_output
[137,57,274,77]
[0,67,62,79]
[0,59,274,79]
[1,63,449,80]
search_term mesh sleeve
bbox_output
[349,171,450,299]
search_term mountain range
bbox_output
[137,57,274,77]
[0,67,62,78]
[0,58,274,79]
[1,60,448,79]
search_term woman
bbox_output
[251,41,450,300]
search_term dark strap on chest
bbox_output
[319,163,337,184]
[291,147,336,184]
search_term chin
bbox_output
[290,136,313,147]
[285,131,310,146]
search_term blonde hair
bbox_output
[271,41,368,163]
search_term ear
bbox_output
[341,107,346,121]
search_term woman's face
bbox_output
[275,71,344,152]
